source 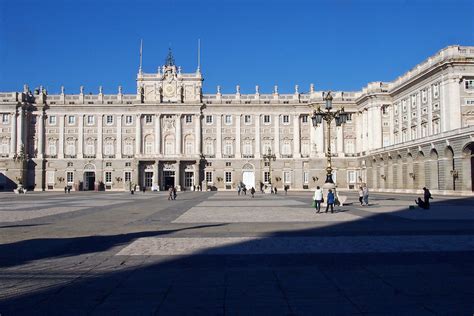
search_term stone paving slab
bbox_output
[359,205,474,220]
[116,235,474,256]
[173,206,364,223]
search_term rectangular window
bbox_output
[124,171,131,182]
[224,115,232,125]
[2,114,9,124]
[125,115,133,125]
[206,115,213,124]
[347,171,356,184]
[66,171,74,184]
[87,115,94,125]
[206,171,213,183]
[303,172,309,184]
[264,171,270,183]
[283,171,291,184]
[225,162,231,167]
[106,115,113,125]
[46,171,55,184]
[244,115,252,124]
[301,115,308,123]
[145,115,152,124]
[185,115,192,123]
[106,162,112,167]
[465,80,474,90]
[263,115,271,124]
[68,116,75,125]
[105,171,112,183]
[282,115,289,124]
[125,162,131,167]
[49,115,56,125]
[225,171,232,183]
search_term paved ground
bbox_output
[0,190,473,315]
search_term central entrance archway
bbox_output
[83,163,96,191]
[242,163,255,190]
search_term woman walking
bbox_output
[358,187,364,206]
[313,186,323,213]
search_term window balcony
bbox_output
[204,154,215,158]
[242,154,254,158]
[123,154,134,158]
[64,154,77,158]
[0,153,9,158]
[45,154,58,158]
[281,154,293,158]
[222,154,235,158]
[83,154,96,159]
[103,155,115,158]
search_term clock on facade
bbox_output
[164,84,176,97]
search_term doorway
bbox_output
[242,171,255,190]
[163,170,175,190]
[184,171,194,190]
[144,171,153,189]
[84,172,95,191]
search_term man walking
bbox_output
[362,185,369,206]
[313,186,323,213]
[325,189,335,213]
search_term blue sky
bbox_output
[0,0,473,94]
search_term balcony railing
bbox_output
[123,154,134,158]
[83,154,96,159]
[281,154,293,158]
[222,154,235,158]
[204,154,215,158]
[64,154,77,158]
[103,155,115,158]
[45,154,58,158]
[0,153,9,158]
[242,154,254,158]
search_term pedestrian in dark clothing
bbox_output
[284,185,288,195]
[325,189,335,213]
[168,187,173,200]
[250,187,255,198]
[173,187,177,200]
[243,187,247,195]
[67,186,71,193]
[64,186,67,194]
[142,186,146,194]
[416,187,433,209]
[274,187,277,194]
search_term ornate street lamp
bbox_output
[310,91,348,187]
[262,148,276,190]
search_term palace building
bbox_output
[0,45,473,194]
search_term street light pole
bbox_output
[262,148,276,191]
[311,91,348,187]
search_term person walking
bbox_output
[362,185,369,206]
[284,185,288,195]
[250,187,255,198]
[168,187,173,200]
[416,187,433,209]
[274,187,278,195]
[358,187,364,206]
[237,185,241,196]
[313,186,323,213]
[173,187,177,200]
[325,189,335,213]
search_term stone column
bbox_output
[235,115,241,158]
[274,115,280,157]
[10,111,17,156]
[416,93,422,138]
[153,160,159,188]
[373,106,383,149]
[255,114,260,158]
[37,112,44,159]
[440,75,462,132]
[155,114,160,155]
[78,115,83,158]
[97,115,103,159]
[116,114,122,159]
[362,109,368,152]
[135,114,141,155]
[293,114,300,158]
[315,121,324,157]
[175,161,181,190]
[216,115,222,158]
[58,114,64,158]
[176,114,182,155]
[17,108,24,152]
[195,114,201,155]
[336,125,343,156]
[389,106,395,146]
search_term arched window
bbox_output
[282,140,291,155]
[204,139,214,155]
[0,137,9,155]
[301,140,310,156]
[85,138,95,156]
[123,139,134,155]
[263,141,272,154]
[185,135,194,155]
[104,138,115,156]
[165,135,175,155]
[48,138,57,156]
[65,138,76,156]
[224,139,233,156]
[144,135,154,155]
[243,140,252,155]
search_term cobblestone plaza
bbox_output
[1,191,473,315]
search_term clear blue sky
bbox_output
[0,0,473,94]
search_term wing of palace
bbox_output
[0,45,473,193]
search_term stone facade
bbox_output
[0,45,473,194]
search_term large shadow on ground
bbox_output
[1,193,474,315]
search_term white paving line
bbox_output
[116,235,474,256]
